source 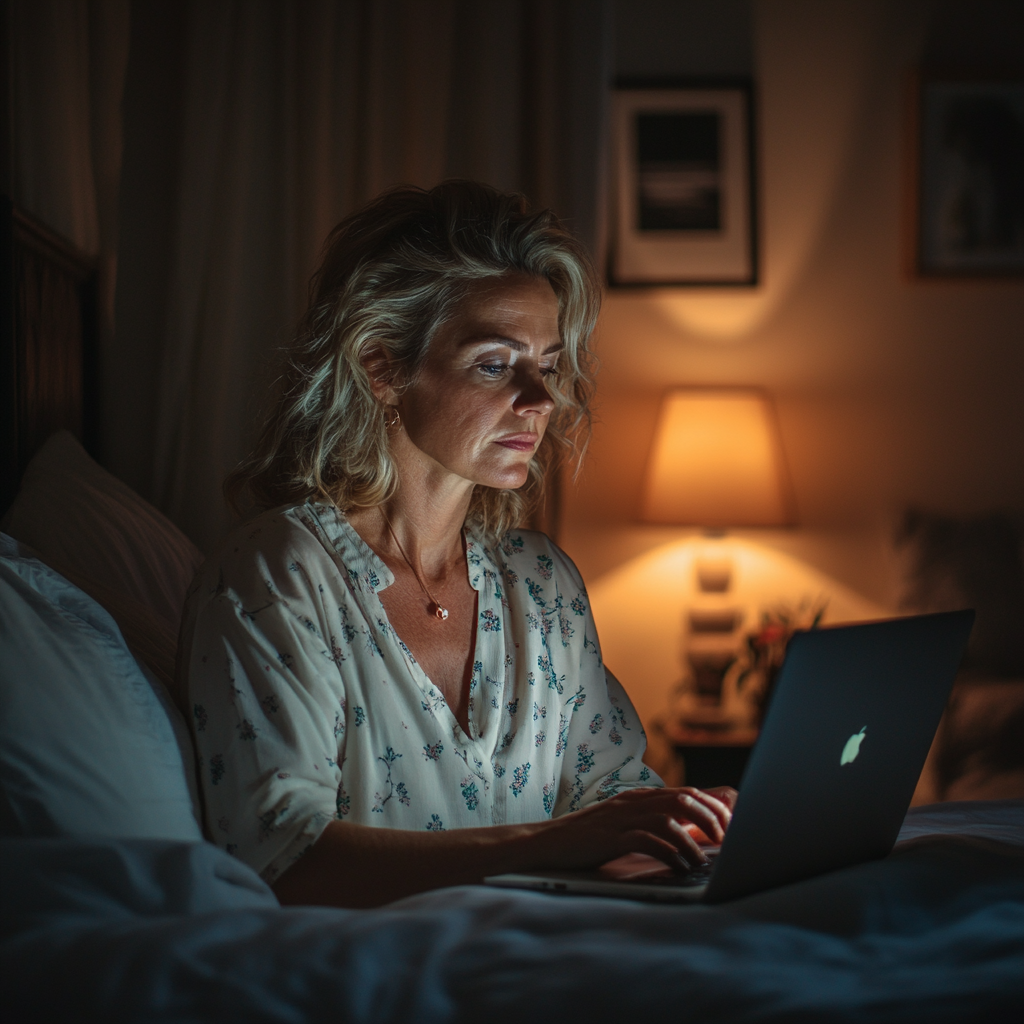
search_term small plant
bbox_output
[731,598,828,719]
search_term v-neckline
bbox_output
[375,577,485,748]
[378,581,480,742]
[308,502,496,749]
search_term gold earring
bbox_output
[385,406,401,430]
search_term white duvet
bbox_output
[3,801,1023,1023]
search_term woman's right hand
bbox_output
[529,786,736,873]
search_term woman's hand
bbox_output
[531,785,737,873]
[680,786,738,846]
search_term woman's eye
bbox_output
[540,364,559,377]
[479,363,509,377]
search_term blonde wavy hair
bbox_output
[226,180,599,540]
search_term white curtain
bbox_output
[103,0,611,553]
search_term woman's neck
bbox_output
[346,482,473,584]
[346,417,481,581]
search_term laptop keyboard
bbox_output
[631,852,717,887]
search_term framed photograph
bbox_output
[916,78,1024,276]
[609,80,757,287]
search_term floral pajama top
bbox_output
[180,501,658,882]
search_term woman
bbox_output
[181,181,734,908]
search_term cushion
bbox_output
[0,535,203,841]
[1,431,203,701]
[935,679,1024,800]
[897,509,1024,678]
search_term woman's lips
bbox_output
[495,433,538,452]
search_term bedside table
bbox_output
[662,722,759,789]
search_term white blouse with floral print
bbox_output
[180,502,659,882]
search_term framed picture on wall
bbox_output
[609,79,757,287]
[916,77,1024,276]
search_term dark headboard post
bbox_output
[1,195,16,513]
[0,195,98,518]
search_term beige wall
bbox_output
[561,1,1024,730]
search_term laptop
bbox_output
[485,609,975,904]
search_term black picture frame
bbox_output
[916,77,1024,277]
[609,78,758,287]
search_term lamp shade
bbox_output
[641,389,792,527]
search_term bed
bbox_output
[2,803,1022,1022]
[1,203,1022,1023]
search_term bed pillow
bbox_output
[897,509,1024,677]
[0,431,203,699]
[0,535,203,841]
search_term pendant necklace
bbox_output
[381,511,449,621]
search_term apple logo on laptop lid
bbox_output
[841,727,867,765]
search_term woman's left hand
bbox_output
[596,785,737,879]
[682,786,738,845]
[526,783,739,874]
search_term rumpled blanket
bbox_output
[2,801,1022,1023]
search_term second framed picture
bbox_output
[914,77,1024,277]
[609,80,757,287]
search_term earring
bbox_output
[385,406,401,430]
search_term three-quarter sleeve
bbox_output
[554,665,659,814]
[537,546,661,818]
[184,527,350,883]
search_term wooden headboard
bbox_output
[0,195,98,516]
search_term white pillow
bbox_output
[0,535,203,841]
[1,431,203,701]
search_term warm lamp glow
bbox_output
[642,390,792,527]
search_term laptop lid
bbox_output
[703,609,974,903]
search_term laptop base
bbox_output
[484,871,709,903]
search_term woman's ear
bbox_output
[361,345,400,404]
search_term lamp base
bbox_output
[695,555,733,593]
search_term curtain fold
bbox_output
[10,0,99,255]
[100,0,609,552]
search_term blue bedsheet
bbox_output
[3,801,1023,1023]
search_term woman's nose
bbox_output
[512,367,555,417]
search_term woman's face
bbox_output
[393,274,561,493]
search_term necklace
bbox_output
[381,511,449,621]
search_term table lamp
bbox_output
[642,387,793,577]
[641,388,794,724]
